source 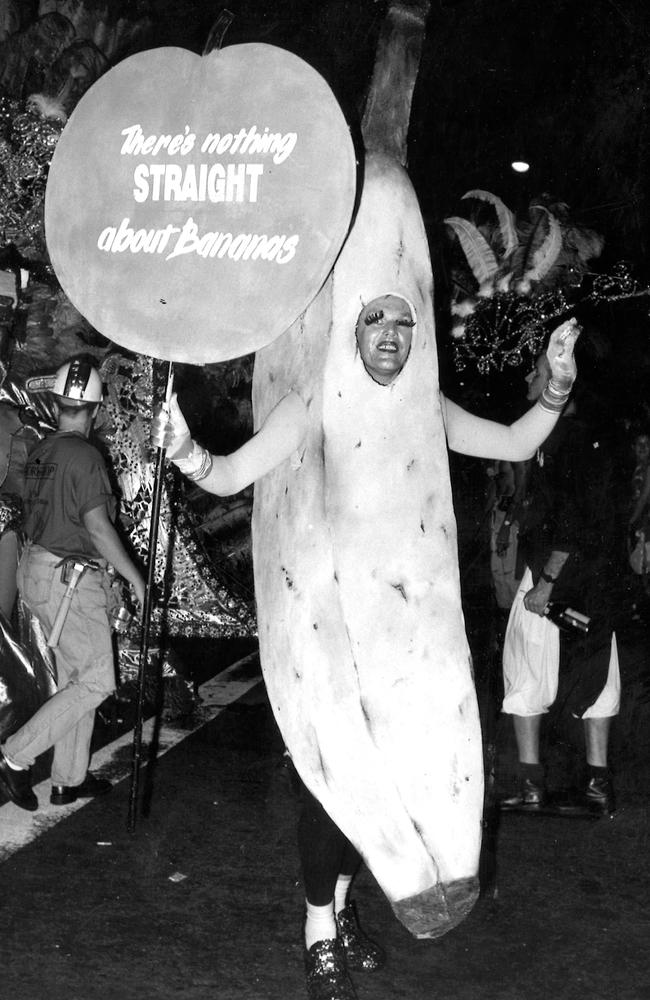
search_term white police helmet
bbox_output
[27,358,103,407]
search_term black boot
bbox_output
[0,752,38,812]
[500,774,547,813]
[583,774,616,816]
[51,772,112,806]
[554,768,616,818]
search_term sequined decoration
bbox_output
[0,492,22,537]
[99,353,256,643]
[0,94,65,257]
[304,939,356,1000]
[452,261,650,374]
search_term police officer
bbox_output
[0,356,145,811]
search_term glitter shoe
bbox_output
[336,902,386,971]
[304,938,357,1000]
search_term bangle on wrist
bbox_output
[186,448,212,482]
[538,377,572,414]
[174,440,213,482]
[540,569,557,584]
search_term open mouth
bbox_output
[377,341,398,353]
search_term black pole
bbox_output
[128,360,174,832]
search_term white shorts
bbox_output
[502,567,620,719]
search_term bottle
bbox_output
[544,601,591,635]
[108,573,134,634]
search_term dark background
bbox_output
[6,0,650,421]
[148,0,650,426]
[143,0,650,268]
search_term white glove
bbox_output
[545,317,580,392]
[151,393,192,460]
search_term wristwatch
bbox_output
[540,569,557,584]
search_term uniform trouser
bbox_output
[3,544,116,786]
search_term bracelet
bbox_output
[538,377,572,414]
[174,440,213,482]
[186,448,212,482]
[540,569,557,584]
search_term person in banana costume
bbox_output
[153,285,577,999]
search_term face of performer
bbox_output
[355,295,415,385]
[525,353,551,402]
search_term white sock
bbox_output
[334,874,353,916]
[305,900,336,950]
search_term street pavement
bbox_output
[0,646,648,1000]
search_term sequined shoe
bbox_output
[336,902,386,972]
[304,938,357,1000]
[499,777,547,813]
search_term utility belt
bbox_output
[24,540,108,575]
[23,542,116,649]
[57,554,104,584]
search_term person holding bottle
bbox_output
[500,347,628,817]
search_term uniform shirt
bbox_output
[23,431,116,561]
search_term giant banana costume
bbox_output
[252,152,482,939]
[38,0,482,936]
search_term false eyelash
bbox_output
[401,319,416,327]
[364,310,384,325]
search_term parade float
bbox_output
[0,6,260,721]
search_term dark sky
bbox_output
[11,1,650,411]
[141,0,650,269]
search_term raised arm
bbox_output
[151,390,309,496]
[444,319,579,461]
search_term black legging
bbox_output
[296,775,361,906]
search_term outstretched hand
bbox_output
[545,317,580,390]
[151,392,192,459]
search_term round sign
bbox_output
[45,44,356,364]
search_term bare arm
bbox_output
[195,391,308,496]
[444,318,580,461]
[523,550,570,616]
[83,504,146,607]
[443,396,561,461]
[152,391,309,497]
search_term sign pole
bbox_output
[128,359,174,832]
